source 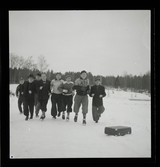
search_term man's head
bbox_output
[65,75,72,82]
[56,72,62,80]
[36,73,41,80]
[80,70,87,79]
[28,74,34,83]
[20,77,24,84]
[41,73,47,81]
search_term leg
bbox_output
[23,99,29,120]
[73,95,82,114]
[57,94,63,113]
[28,99,34,119]
[18,97,23,113]
[66,95,73,113]
[51,94,57,117]
[98,106,105,114]
[81,95,88,117]
[61,95,67,112]
[92,106,97,121]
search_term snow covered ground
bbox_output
[10,84,151,158]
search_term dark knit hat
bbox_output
[65,75,72,79]
[80,70,87,74]
[95,76,101,81]
[56,72,62,76]
[28,74,34,78]
[36,73,41,77]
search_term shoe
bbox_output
[62,113,65,120]
[35,114,39,118]
[95,120,98,123]
[30,116,33,119]
[66,115,69,121]
[57,112,61,117]
[25,116,29,121]
[82,119,86,125]
[40,115,45,120]
[53,116,56,119]
[74,114,78,122]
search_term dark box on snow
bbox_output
[104,126,131,136]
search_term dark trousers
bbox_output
[34,93,40,115]
[24,99,34,117]
[39,99,49,112]
[92,106,105,122]
[51,93,62,117]
[18,96,24,113]
[62,95,73,113]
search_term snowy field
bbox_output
[9,84,151,158]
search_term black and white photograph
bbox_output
[9,10,152,159]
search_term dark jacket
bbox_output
[37,80,51,101]
[16,84,25,98]
[23,80,36,100]
[89,84,106,107]
[73,77,90,96]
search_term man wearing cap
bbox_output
[23,74,36,120]
[72,70,90,125]
[16,77,25,114]
[50,72,64,119]
[34,73,41,117]
[89,76,106,123]
[61,74,74,120]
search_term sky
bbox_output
[9,10,150,76]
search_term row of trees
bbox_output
[9,53,150,93]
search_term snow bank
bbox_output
[10,84,151,158]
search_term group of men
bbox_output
[15,70,106,124]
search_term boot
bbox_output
[66,113,70,121]
[82,119,86,125]
[62,112,65,120]
[25,116,29,121]
[74,114,78,122]
[57,112,61,117]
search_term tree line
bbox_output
[9,53,151,93]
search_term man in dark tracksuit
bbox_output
[36,73,51,120]
[23,74,36,120]
[16,77,25,114]
[89,76,106,123]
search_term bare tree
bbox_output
[9,53,20,69]
[23,56,34,70]
[37,55,49,72]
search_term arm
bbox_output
[102,87,106,97]
[99,86,106,98]
[16,85,20,97]
[57,82,63,93]
[89,86,93,97]
[72,78,81,91]
[50,80,54,92]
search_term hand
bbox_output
[63,89,68,93]
[29,90,32,94]
[40,86,43,90]
[99,95,103,98]
[48,93,51,96]
[91,94,95,97]
[21,92,24,95]
[72,91,75,96]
